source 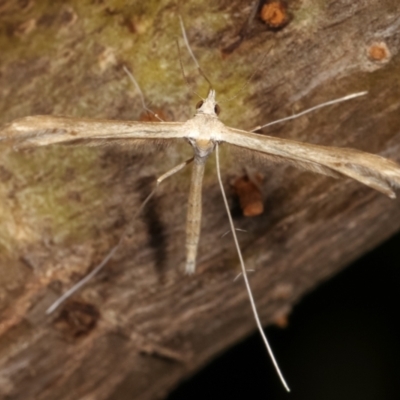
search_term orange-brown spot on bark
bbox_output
[53,301,100,339]
[368,42,391,63]
[273,314,289,328]
[232,174,264,217]
[260,1,289,29]
[69,130,78,136]
[139,108,169,122]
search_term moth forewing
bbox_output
[0,115,188,148]
[221,126,400,198]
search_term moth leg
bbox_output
[215,144,290,392]
[46,157,194,314]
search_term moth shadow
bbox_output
[136,176,168,276]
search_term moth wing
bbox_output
[0,115,188,148]
[222,127,400,198]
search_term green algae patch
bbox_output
[0,145,105,255]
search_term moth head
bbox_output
[195,89,221,116]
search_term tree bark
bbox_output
[0,0,400,399]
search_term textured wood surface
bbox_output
[0,1,400,399]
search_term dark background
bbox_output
[168,231,400,400]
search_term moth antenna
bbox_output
[123,65,164,122]
[178,15,213,90]
[251,91,368,132]
[178,15,200,70]
[215,143,291,392]
[175,39,203,101]
[46,157,194,314]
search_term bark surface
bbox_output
[0,1,399,399]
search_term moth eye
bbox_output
[214,104,221,115]
[196,100,204,109]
